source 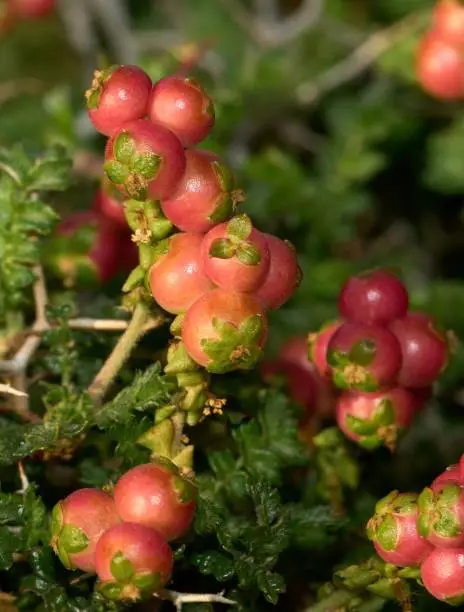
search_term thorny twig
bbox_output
[157,588,237,611]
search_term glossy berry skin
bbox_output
[95,523,173,602]
[433,0,464,46]
[86,65,152,137]
[94,182,127,228]
[336,387,417,450]
[390,314,448,387]
[148,75,215,146]
[367,491,433,567]
[418,482,464,548]
[104,119,186,201]
[308,320,343,378]
[338,269,409,326]
[421,548,464,605]
[114,461,196,541]
[182,289,268,373]
[252,234,301,310]
[201,215,270,293]
[161,150,241,233]
[10,0,54,18]
[149,233,215,315]
[416,32,464,100]
[51,488,120,572]
[327,322,402,391]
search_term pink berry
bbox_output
[94,182,127,228]
[421,548,464,604]
[201,214,270,293]
[328,322,402,391]
[418,482,464,548]
[10,0,54,18]
[433,0,464,47]
[148,75,215,146]
[114,461,196,541]
[308,320,343,378]
[95,523,173,602]
[416,31,464,100]
[104,119,186,201]
[367,491,433,567]
[51,488,120,572]
[161,150,242,233]
[336,387,417,450]
[338,269,409,326]
[182,289,268,373]
[252,234,301,310]
[149,233,215,315]
[390,313,449,387]
[432,464,464,489]
[85,65,152,137]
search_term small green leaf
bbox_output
[227,214,253,240]
[257,570,285,604]
[110,552,135,581]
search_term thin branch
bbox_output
[28,318,130,334]
[32,266,49,328]
[295,10,426,106]
[0,383,27,397]
[158,589,237,611]
[0,78,44,105]
[258,0,324,46]
[17,461,29,493]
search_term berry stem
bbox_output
[88,303,164,404]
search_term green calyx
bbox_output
[138,419,174,457]
[165,341,200,375]
[208,214,261,267]
[51,504,89,570]
[345,398,399,450]
[208,161,244,225]
[99,552,162,602]
[124,199,172,241]
[104,132,161,201]
[84,64,119,109]
[367,491,418,552]
[227,213,253,240]
[201,314,266,374]
[111,552,135,582]
[172,473,197,505]
[417,484,463,540]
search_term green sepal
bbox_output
[201,314,265,374]
[358,435,382,450]
[176,372,205,387]
[131,153,161,179]
[114,132,136,165]
[165,341,199,375]
[368,578,408,600]
[98,581,123,601]
[236,242,261,266]
[348,339,377,366]
[104,161,129,185]
[181,384,207,412]
[110,552,135,581]
[227,213,253,240]
[124,173,148,201]
[86,88,101,110]
[372,399,395,428]
[155,404,177,423]
[172,445,195,471]
[150,218,174,241]
[138,243,157,271]
[209,194,235,224]
[398,567,421,580]
[122,265,145,292]
[172,474,196,504]
[346,415,378,436]
[170,313,185,337]
[133,571,161,594]
[375,490,400,514]
[446,594,464,606]
[50,503,63,536]
[56,540,72,570]
[137,419,174,458]
[212,160,235,192]
[375,515,398,552]
[209,238,235,259]
[59,524,89,554]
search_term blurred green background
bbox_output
[2,0,464,482]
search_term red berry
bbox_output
[148,75,215,146]
[182,289,268,373]
[416,31,464,100]
[308,320,343,378]
[149,233,215,315]
[261,360,317,412]
[86,65,152,137]
[201,214,270,293]
[338,269,409,326]
[51,488,120,572]
[390,313,448,387]
[252,234,301,310]
[327,322,402,391]
[367,491,433,567]
[433,0,464,46]
[161,150,242,233]
[408,385,433,412]
[432,463,464,489]
[10,0,54,18]
[95,523,173,602]
[421,548,464,604]
[418,482,464,548]
[335,387,416,450]
[104,119,186,201]
[114,461,196,541]
[94,182,127,228]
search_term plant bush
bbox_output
[1,1,464,611]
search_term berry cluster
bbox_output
[308,269,449,450]
[416,0,464,100]
[48,188,137,286]
[368,455,464,605]
[51,459,196,602]
[85,65,301,373]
